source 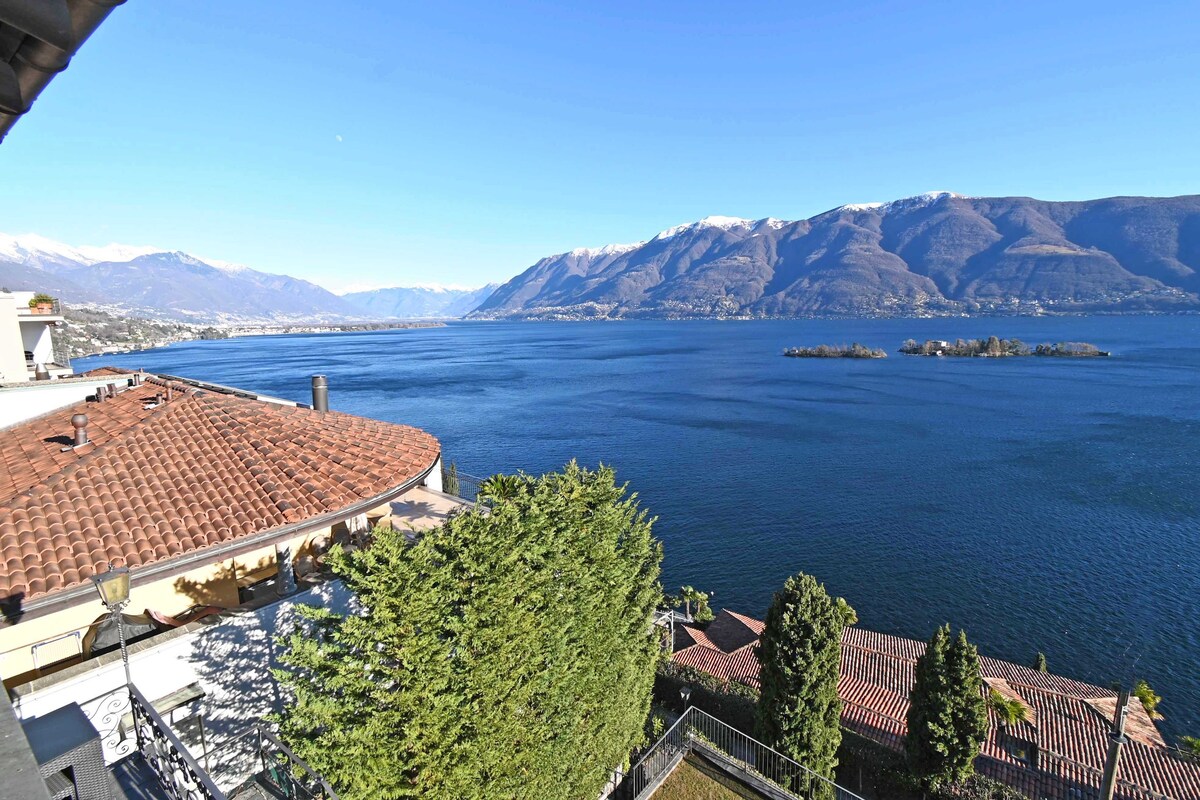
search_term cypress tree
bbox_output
[944,630,988,781]
[906,625,988,789]
[273,462,662,800]
[1032,651,1048,672]
[755,573,843,795]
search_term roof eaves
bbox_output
[5,449,439,625]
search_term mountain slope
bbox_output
[471,194,1200,319]
[342,284,498,318]
[0,234,357,322]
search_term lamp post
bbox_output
[680,686,692,712]
[91,563,132,685]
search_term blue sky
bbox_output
[1,1,1197,292]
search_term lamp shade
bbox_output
[92,564,130,608]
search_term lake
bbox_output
[75,315,1200,739]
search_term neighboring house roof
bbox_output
[673,609,764,688]
[0,374,439,609]
[672,612,1200,800]
[0,0,128,142]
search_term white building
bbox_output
[0,291,73,383]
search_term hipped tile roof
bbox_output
[672,612,1200,800]
[0,375,439,605]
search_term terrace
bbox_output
[619,707,864,800]
[6,477,473,799]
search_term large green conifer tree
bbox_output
[755,572,844,795]
[906,625,988,789]
[273,463,662,800]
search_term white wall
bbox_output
[0,378,137,428]
[0,294,28,382]
[20,322,51,365]
[11,581,355,768]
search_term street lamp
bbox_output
[679,686,692,711]
[91,562,132,685]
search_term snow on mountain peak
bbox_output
[568,241,646,259]
[833,191,965,215]
[653,216,769,241]
[76,242,162,263]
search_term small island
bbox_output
[784,343,887,359]
[899,338,1110,357]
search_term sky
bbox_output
[1,1,1198,293]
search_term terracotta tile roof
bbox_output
[703,608,763,653]
[77,367,139,378]
[0,376,439,605]
[671,613,1200,800]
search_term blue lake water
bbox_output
[75,316,1200,739]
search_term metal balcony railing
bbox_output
[202,725,339,799]
[441,464,489,506]
[618,706,865,800]
[129,683,225,800]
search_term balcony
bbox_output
[15,296,65,322]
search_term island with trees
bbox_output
[784,343,887,359]
[900,337,1110,357]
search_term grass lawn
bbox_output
[651,755,771,800]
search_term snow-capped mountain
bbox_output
[0,233,356,322]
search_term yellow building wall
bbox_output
[0,525,331,684]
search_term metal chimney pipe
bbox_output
[71,413,89,447]
[311,375,329,412]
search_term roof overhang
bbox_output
[0,0,128,142]
[3,453,439,626]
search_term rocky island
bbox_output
[899,337,1110,357]
[784,343,887,359]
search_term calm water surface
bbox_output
[76,316,1200,738]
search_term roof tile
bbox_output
[0,376,439,603]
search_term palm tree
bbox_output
[480,473,529,502]
[988,689,1030,728]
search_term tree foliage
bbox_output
[1134,680,1164,720]
[273,462,663,800]
[755,573,843,793]
[677,585,714,624]
[906,625,988,789]
[1032,652,1048,672]
[1180,736,1200,759]
[987,689,1029,727]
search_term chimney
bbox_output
[106,383,116,397]
[94,386,106,403]
[34,364,49,381]
[311,375,329,412]
[71,414,89,447]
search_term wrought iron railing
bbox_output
[619,706,865,800]
[130,683,225,800]
[80,684,135,763]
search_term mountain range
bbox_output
[0,234,492,322]
[5,193,1199,324]
[473,193,1200,319]
[342,284,498,319]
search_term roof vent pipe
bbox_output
[311,375,329,412]
[72,414,89,447]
